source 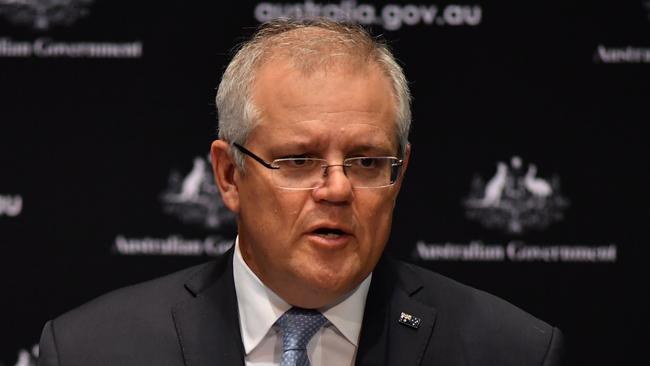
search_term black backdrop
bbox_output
[1,1,648,365]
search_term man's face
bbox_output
[217,58,409,308]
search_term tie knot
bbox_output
[277,307,328,351]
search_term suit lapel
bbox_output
[169,251,437,366]
[172,250,245,366]
[385,289,437,365]
[356,258,437,366]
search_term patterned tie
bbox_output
[276,307,328,366]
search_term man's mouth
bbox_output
[312,227,347,238]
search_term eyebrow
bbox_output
[347,144,397,156]
[264,131,397,155]
[268,140,325,153]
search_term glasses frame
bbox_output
[232,142,403,189]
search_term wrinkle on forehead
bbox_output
[259,121,398,155]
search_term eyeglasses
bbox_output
[233,143,403,190]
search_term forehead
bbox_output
[248,57,398,152]
[259,121,396,155]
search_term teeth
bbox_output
[317,232,341,238]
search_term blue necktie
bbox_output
[276,307,328,366]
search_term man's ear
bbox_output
[210,140,240,213]
[401,143,411,176]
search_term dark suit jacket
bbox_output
[38,250,564,365]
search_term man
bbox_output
[38,19,564,366]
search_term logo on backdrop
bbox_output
[0,194,22,217]
[463,156,568,234]
[254,1,482,31]
[591,3,650,63]
[0,0,142,58]
[593,45,650,64]
[10,344,38,366]
[414,156,617,263]
[0,0,92,31]
[161,156,235,230]
[112,156,235,257]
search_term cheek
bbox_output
[238,176,278,231]
[241,186,308,236]
[357,193,397,244]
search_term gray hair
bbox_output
[216,18,411,169]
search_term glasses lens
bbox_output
[270,157,402,189]
[346,157,401,188]
[271,158,326,189]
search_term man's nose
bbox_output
[312,165,354,204]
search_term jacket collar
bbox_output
[356,256,438,366]
[172,248,245,366]
[171,250,437,366]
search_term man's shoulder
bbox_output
[51,259,223,337]
[383,258,563,364]
[389,258,549,325]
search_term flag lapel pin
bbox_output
[398,312,421,329]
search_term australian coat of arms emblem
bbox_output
[463,156,569,234]
[160,156,235,231]
[0,0,93,30]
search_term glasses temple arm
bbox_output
[232,143,279,170]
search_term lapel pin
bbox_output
[398,312,421,329]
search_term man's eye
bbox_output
[358,158,377,168]
[289,159,307,166]
[280,158,318,169]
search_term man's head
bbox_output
[211,18,412,308]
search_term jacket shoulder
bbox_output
[57,261,214,324]
[390,259,563,365]
[43,260,223,366]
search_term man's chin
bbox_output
[288,270,365,307]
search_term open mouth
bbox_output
[312,227,347,238]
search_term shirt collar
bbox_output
[233,237,291,355]
[320,271,372,347]
[232,236,372,354]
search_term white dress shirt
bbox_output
[232,237,372,366]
